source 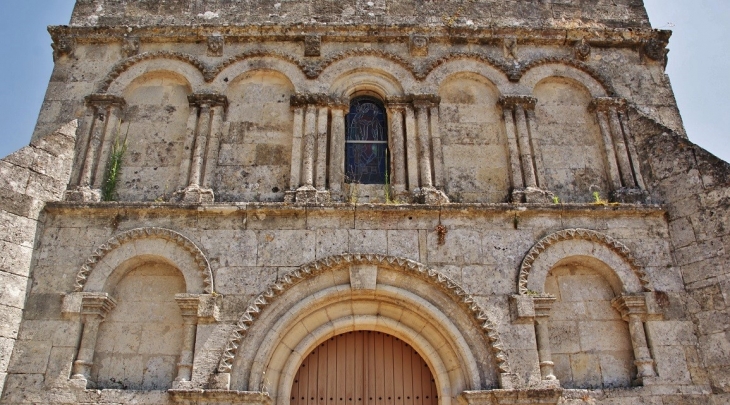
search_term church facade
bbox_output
[1,1,729,404]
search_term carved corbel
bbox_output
[304,34,321,57]
[574,39,591,61]
[52,36,74,61]
[122,36,140,58]
[207,35,224,57]
[409,35,429,57]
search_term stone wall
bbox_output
[0,122,77,392]
[632,110,730,402]
[69,0,651,29]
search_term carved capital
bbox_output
[409,35,429,57]
[80,293,117,319]
[499,95,537,110]
[533,295,557,318]
[188,92,229,109]
[85,94,127,110]
[304,34,321,57]
[290,93,345,107]
[122,36,140,58]
[589,97,627,113]
[611,294,648,321]
[207,35,224,57]
[411,94,441,109]
[175,293,220,323]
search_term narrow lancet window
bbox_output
[345,97,388,184]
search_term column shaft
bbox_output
[525,109,546,188]
[189,104,211,187]
[534,318,557,380]
[289,107,305,189]
[203,105,225,189]
[618,111,646,189]
[71,317,102,380]
[302,105,318,187]
[628,315,656,379]
[176,320,197,382]
[92,105,124,189]
[608,107,636,188]
[503,107,524,189]
[429,106,445,189]
[179,105,200,188]
[70,109,97,187]
[315,106,329,189]
[404,106,419,190]
[596,110,623,190]
[415,105,433,188]
[329,108,346,194]
[515,105,537,188]
[79,106,107,187]
[387,106,406,194]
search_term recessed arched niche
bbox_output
[91,259,186,390]
[118,71,192,201]
[532,77,609,203]
[438,73,509,203]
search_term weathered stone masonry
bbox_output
[1,1,730,405]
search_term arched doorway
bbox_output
[291,331,438,405]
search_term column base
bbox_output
[611,187,649,204]
[172,185,215,203]
[414,187,449,205]
[290,185,331,204]
[64,186,102,202]
[511,187,555,204]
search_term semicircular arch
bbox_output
[76,227,213,294]
[422,54,512,93]
[100,51,207,95]
[518,59,612,98]
[216,255,510,398]
[319,56,414,97]
[210,53,308,93]
[518,228,652,295]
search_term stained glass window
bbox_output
[345,97,389,184]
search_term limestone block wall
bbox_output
[68,0,651,29]
[632,111,730,401]
[2,201,710,404]
[0,122,77,392]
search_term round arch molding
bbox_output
[214,255,512,404]
[75,227,213,294]
[518,228,653,295]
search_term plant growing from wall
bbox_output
[101,123,129,202]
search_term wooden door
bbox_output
[291,331,438,405]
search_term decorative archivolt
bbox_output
[96,49,614,96]
[518,228,652,295]
[75,227,213,294]
[217,254,511,375]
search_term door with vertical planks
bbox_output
[291,331,438,405]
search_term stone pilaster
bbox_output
[70,293,117,387]
[64,94,126,202]
[590,98,647,203]
[612,294,657,385]
[500,95,554,203]
[174,92,228,203]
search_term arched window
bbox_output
[345,97,389,184]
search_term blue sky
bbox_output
[1,1,729,164]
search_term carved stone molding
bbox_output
[74,227,213,294]
[216,254,511,375]
[96,49,616,98]
[518,228,652,295]
[304,34,321,57]
[290,92,346,107]
[122,36,140,58]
